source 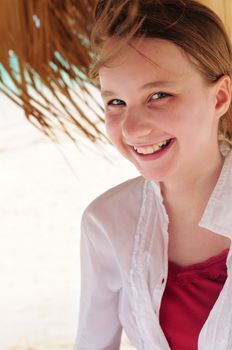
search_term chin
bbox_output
[137,170,168,182]
[136,163,177,183]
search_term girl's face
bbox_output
[99,38,229,183]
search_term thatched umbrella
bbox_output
[0,0,231,144]
[0,0,106,144]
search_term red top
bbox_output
[159,249,229,350]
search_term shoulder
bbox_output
[80,177,146,267]
[82,176,145,227]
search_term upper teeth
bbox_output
[133,139,170,154]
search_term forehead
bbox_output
[99,38,201,89]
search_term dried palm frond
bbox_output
[0,0,107,144]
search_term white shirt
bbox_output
[75,144,232,350]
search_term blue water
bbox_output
[0,50,85,97]
[0,53,19,93]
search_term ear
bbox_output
[214,75,231,119]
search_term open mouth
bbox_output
[133,138,173,155]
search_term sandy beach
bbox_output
[0,93,138,350]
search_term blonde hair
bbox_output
[90,0,232,146]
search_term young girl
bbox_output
[75,1,232,349]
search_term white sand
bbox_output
[0,94,138,350]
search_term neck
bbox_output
[160,147,224,212]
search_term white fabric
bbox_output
[75,143,232,350]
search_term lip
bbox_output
[129,138,173,148]
[130,138,176,160]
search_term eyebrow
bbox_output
[101,80,175,98]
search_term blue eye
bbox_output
[151,92,170,100]
[107,99,125,106]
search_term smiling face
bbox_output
[99,38,229,184]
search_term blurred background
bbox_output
[0,91,138,350]
[0,1,231,349]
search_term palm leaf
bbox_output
[0,0,107,144]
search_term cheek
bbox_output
[153,106,185,135]
[163,98,210,134]
[105,118,121,144]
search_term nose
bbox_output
[121,106,153,141]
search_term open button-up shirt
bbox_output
[75,144,232,350]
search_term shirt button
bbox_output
[161,278,165,284]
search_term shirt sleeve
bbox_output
[74,209,123,350]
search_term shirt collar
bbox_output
[150,142,232,239]
[199,144,232,238]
